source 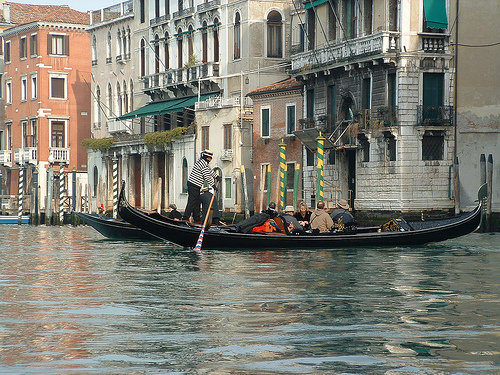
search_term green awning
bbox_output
[116,93,219,120]
[424,0,448,29]
[304,0,328,10]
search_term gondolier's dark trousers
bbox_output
[182,181,201,222]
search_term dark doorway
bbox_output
[347,150,356,210]
[132,154,142,207]
[157,153,166,211]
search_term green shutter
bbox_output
[304,0,328,10]
[424,0,448,29]
[262,108,270,137]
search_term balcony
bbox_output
[172,7,194,19]
[220,149,233,161]
[420,32,448,53]
[150,14,170,26]
[143,62,219,91]
[197,0,220,13]
[291,31,399,74]
[89,0,133,26]
[359,107,398,130]
[49,147,70,164]
[14,147,37,164]
[195,96,253,110]
[0,150,12,167]
[417,105,453,126]
[108,119,133,134]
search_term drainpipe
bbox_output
[453,0,460,214]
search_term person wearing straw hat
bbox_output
[330,198,356,233]
[182,149,221,223]
[281,205,304,234]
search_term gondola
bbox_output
[118,182,486,250]
[75,212,157,240]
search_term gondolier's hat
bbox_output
[337,199,349,210]
[201,149,214,159]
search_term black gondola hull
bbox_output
[76,212,156,240]
[117,183,482,249]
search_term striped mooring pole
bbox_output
[59,166,65,224]
[18,167,24,224]
[113,157,118,218]
[316,132,325,202]
[279,139,287,211]
[293,163,300,210]
[266,164,272,207]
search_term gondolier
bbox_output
[182,149,221,223]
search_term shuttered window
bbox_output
[50,77,66,99]
[261,107,270,137]
[47,34,69,55]
[30,34,37,56]
[20,37,27,59]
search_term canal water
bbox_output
[0,226,498,374]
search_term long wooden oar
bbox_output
[194,186,217,252]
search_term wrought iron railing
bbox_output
[417,105,453,126]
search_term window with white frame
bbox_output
[261,106,270,137]
[49,73,67,99]
[30,119,38,147]
[21,120,28,147]
[31,74,37,99]
[30,33,37,56]
[286,103,296,135]
[4,41,10,62]
[6,80,12,104]
[20,36,27,59]
[50,120,66,148]
[6,123,12,150]
[21,76,27,101]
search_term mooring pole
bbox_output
[113,156,118,218]
[241,165,250,219]
[479,154,487,231]
[46,166,54,225]
[293,163,300,210]
[487,154,493,232]
[266,164,271,208]
[33,168,39,225]
[453,156,460,215]
[316,132,325,202]
[18,166,24,224]
[59,166,65,224]
[279,139,287,211]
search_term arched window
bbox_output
[154,34,160,73]
[91,35,97,62]
[129,79,134,110]
[123,81,128,114]
[95,85,101,125]
[93,166,98,197]
[187,25,194,59]
[140,39,146,76]
[202,21,208,63]
[234,12,241,59]
[182,158,188,193]
[117,30,122,57]
[177,28,183,68]
[213,18,219,63]
[267,10,282,58]
[107,83,113,117]
[117,82,122,116]
[122,28,127,58]
[107,31,112,60]
[164,32,170,69]
[126,27,131,59]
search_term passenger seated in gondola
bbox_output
[293,201,312,230]
[262,202,278,218]
[310,201,334,233]
[330,199,357,233]
[281,205,304,235]
[166,204,182,220]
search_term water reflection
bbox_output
[0,227,498,373]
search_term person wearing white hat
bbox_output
[281,205,304,234]
[182,149,221,223]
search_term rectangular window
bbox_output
[31,75,37,99]
[422,131,444,160]
[47,34,69,55]
[223,123,232,149]
[20,37,27,59]
[362,77,371,109]
[5,41,10,62]
[286,162,295,190]
[0,130,3,150]
[201,126,209,150]
[0,74,3,99]
[327,149,336,164]
[6,80,12,104]
[224,177,232,199]
[21,76,27,101]
[51,121,65,148]
[307,88,314,120]
[261,106,270,137]
[385,133,396,161]
[422,72,444,125]
[286,104,296,135]
[22,121,28,147]
[6,124,12,150]
[30,119,38,147]
[30,34,38,56]
[359,135,369,162]
[50,75,66,99]
[262,164,270,192]
[306,147,315,166]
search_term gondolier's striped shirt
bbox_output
[188,158,216,188]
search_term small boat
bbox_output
[75,212,156,240]
[118,182,485,250]
[0,215,30,224]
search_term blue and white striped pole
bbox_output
[18,167,24,224]
[113,157,118,218]
[59,166,65,224]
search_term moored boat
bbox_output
[75,212,156,240]
[0,215,30,224]
[118,182,485,250]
